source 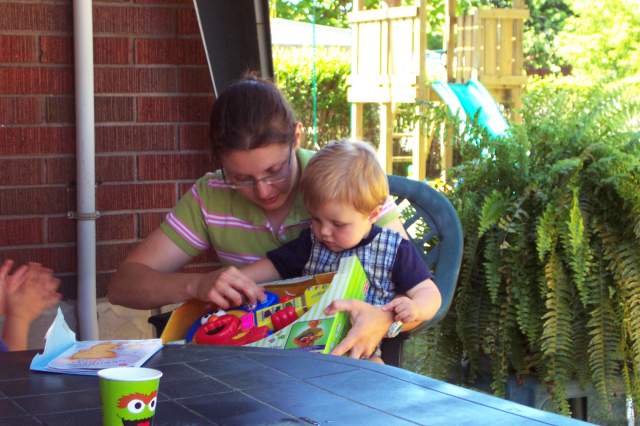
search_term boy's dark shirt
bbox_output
[267,225,431,294]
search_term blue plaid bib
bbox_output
[302,227,403,306]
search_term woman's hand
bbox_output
[324,299,394,360]
[190,266,265,309]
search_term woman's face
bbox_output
[221,143,299,212]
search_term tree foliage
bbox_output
[557,0,640,80]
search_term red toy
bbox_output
[193,314,269,346]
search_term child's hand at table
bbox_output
[382,296,421,323]
[2,261,61,323]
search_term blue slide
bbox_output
[431,79,509,138]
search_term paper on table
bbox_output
[30,307,163,376]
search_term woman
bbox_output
[108,77,411,359]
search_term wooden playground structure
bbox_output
[348,0,529,180]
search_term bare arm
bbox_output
[240,258,282,284]
[108,229,264,310]
[383,278,442,332]
[2,261,61,351]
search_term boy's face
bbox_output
[308,202,377,252]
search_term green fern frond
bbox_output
[483,233,502,304]
[540,251,575,415]
[563,188,593,307]
[478,190,509,237]
[537,203,558,261]
[600,235,640,378]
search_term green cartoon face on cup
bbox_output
[98,367,163,426]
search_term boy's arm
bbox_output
[240,259,282,284]
[402,278,442,331]
[2,316,30,351]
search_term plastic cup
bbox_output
[98,367,163,426]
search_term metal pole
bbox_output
[73,0,99,340]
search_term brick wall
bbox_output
[0,0,215,299]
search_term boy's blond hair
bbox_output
[301,140,389,214]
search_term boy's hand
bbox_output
[5,262,61,323]
[382,296,420,323]
[0,259,28,316]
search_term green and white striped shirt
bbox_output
[160,149,399,267]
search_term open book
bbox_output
[30,308,162,376]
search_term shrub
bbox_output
[405,77,640,419]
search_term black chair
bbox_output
[381,175,463,366]
[149,175,464,367]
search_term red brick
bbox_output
[46,155,136,184]
[137,96,212,122]
[95,67,177,94]
[0,127,75,155]
[98,213,136,241]
[45,157,74,184]
[0,218,44,246]
[179,124,209,150]
[97,183,176,210]
[139,211,167,238]
[0,35,37,63]
[0,68,73,95]
[96,272,112,299]
[48,213,137,243]
[0,97,43,124]
[0,187,68,215]
[138,153,210,180]
[41,36,131,66]
[0,246,76,274]
[94,6,174,35]
[0,158,44,185]
[95,96,134,122]
[97,242,137,271]
[135,39,206,65]
[179,67,213,93]
[134,0,192,4]
[176,8,199,35]
[0,3,72,32]
[40,36,73,64]
[46,216,75,243]
[94,37,130,65]
[96,125,176,152]
[178,182,193,195]
[45,96,75,123]
[97,155,135,182]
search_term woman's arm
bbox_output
[108,229,264,310]
[240,258,282,284]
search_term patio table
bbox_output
[0,345,589,425]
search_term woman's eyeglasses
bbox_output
[222,148,293,189]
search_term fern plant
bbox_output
[404,79,640,418]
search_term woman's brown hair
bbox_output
[209,75,297,168]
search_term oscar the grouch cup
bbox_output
[98,367,162,426]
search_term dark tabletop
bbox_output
[0,345,588,425]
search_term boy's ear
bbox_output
[368,205,383,223]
